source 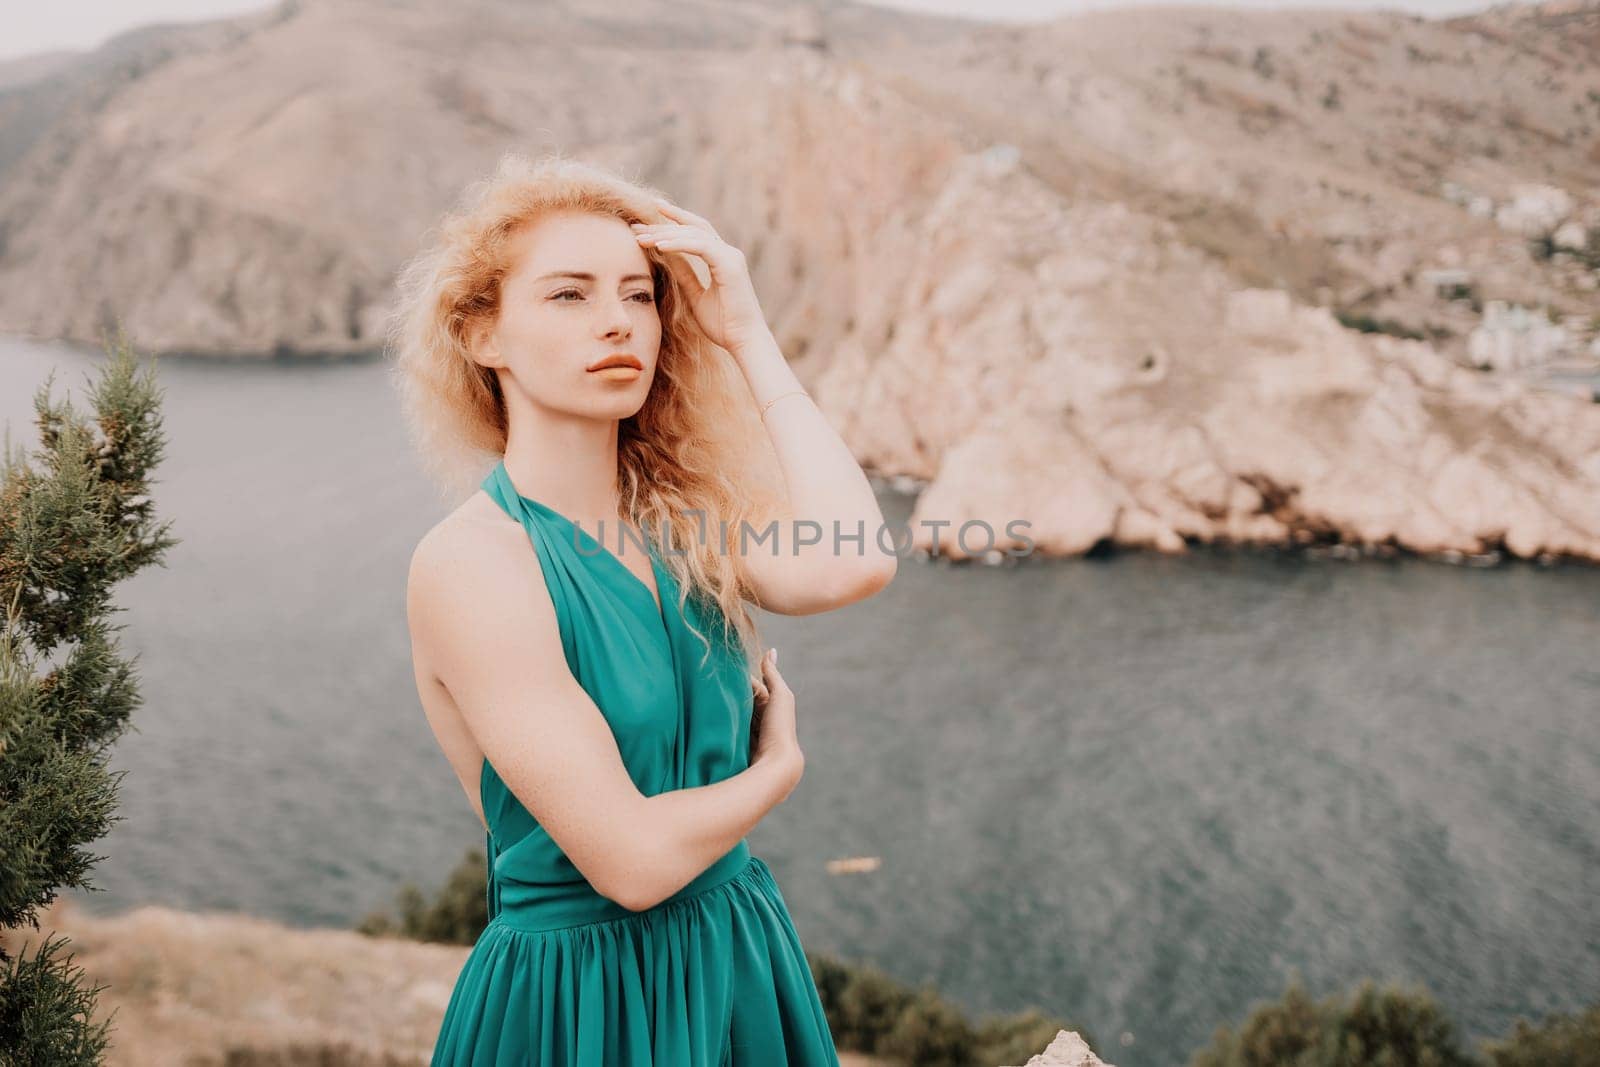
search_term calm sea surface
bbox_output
[3,337,1596,1066]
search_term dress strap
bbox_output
[480,460,523,520]
[479,458,583,665]
[481,460,560,567]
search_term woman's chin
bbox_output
[587,392,650,422]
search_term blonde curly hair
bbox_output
[386,150,781,671]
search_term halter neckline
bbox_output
[486,459,666,616]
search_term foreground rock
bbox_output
[0,898,889,1066]
[1012,1029,1113,1066]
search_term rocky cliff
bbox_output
[1,0,1598,561]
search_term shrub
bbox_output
[877,985,979,1067]
[807,949,854,1019]
[357,847,485,945]
[1189,970,1475,1067]
[1478,1002,1600,1066]
[0,333,177,1064]
[831,962,913,1053]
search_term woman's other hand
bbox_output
[749,647,804,799]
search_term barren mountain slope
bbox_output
[1,0,1597,560]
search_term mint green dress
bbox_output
[430,459,841,1066]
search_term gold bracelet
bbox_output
[759,389,811,420]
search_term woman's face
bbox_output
[478,209,662,420]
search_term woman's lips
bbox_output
[588,350,642,382]
[589,353,642,370]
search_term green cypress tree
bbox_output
[0,332,178,1066]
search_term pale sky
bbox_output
[0,0,1501,64]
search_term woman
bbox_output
[387,152,897,1065]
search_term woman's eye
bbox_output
[551,290,653,303]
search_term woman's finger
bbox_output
[653,197,722,239]
[635,227,725,260]
[637,227,712,294]
[761,652,791,693]
[632,223,700,241]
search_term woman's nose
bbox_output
[600,299,633,333]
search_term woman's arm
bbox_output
[633,200,897,615]
[407,521,800,912]
[626,745,801,908]
[729,326,898,615]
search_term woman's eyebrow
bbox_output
[535,270,652,283]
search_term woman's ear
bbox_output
[467,318,500,368]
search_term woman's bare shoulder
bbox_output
[409,491,536,593]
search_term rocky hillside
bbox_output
[1,0,1598,561]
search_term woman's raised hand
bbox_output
[631,197,770,355]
